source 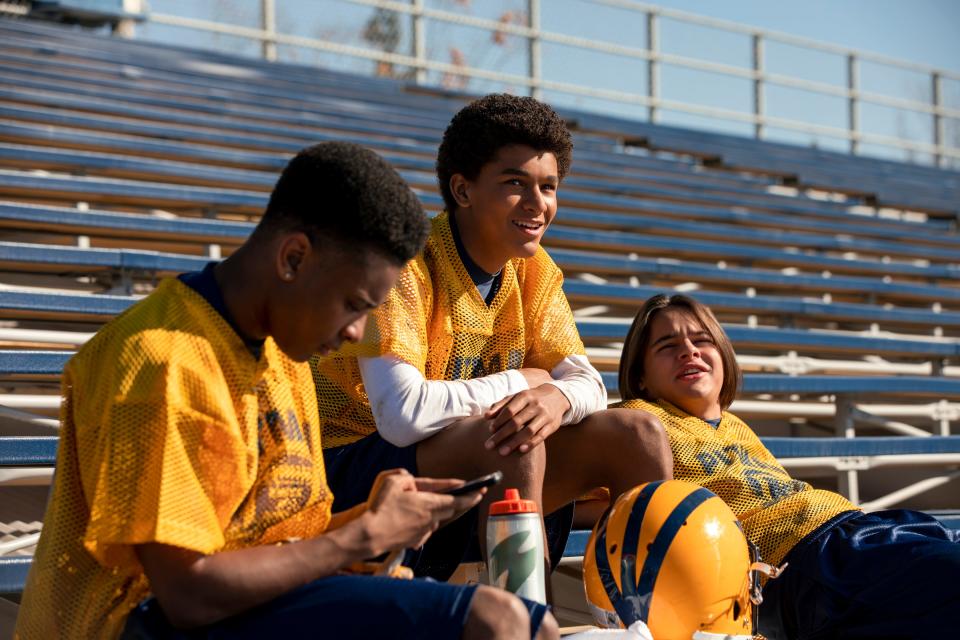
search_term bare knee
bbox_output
[470,417,546,486]
[420,415,546,481]
[596,410,673,506]
[463,586,530,640]
[501,432,546,477]
[617,409,673,479]
[535,610,559,640]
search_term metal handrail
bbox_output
[130,1,960,165]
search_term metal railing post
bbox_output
[412,0,426,85]
[847,53,859,155]
[932,71,944,167]
[114,0,142,38]
[528,0,542,99]
[835,397,859,505]
[646,11,659,123]
[752,33,764,139]
[935,400,952,437]
[261,0,277,61]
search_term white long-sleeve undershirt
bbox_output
[359,354,607,447]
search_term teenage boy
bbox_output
[15,143,557,640]
[313,95,672,578]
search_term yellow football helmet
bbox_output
[583,480,782,640]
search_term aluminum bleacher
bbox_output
[3,431,960,596]
[572,114,960,217]
[0,16,958,612]
[2,201,958,308]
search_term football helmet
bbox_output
[583,480,782,640]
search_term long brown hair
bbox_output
[618,294,742,409]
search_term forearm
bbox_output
[138,514,378,628]
[545,354,608,425]
[360,356,527,446]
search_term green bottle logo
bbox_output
[489,529,538,593]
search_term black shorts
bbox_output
[758,509,960,639]
[122,575,548,639]
[323,431,574,581]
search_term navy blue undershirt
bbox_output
[179,262,266,359]
[448,211,502,306]
[705,417,722,429]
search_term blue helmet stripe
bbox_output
[594,481,664,627]
[593,510,621,619]
[634,487,716,622]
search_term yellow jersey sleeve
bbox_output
[76,331,252,571]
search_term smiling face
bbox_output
[449,144,559,274]
[268,238,400,362]
[641,307,725,420]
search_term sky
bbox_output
[652,0,959,73]
[134,0,960,166]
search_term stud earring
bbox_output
[284,272,293,281]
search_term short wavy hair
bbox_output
[619,294,742,410]
[436,93,573,213]
[258,142,428,264]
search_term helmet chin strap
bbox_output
[748,561,788,606]
[745,538,788,639]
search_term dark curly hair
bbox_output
[257,142,428,264]
[436,93,573,214]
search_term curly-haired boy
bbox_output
[313,95,672,581]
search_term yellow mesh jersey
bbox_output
[615,399,856,566]
[313,211,585,448]
[15,278,332,640]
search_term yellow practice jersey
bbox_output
[15,278,332,640]
[616,399,856,566]
[314,211,585,448]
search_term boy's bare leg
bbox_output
[416,415,546,556]
[416,408,670,561]
[571,499,610,530]
[542,408,672,517]
[463,586,559,640]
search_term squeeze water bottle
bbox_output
[486,488,547,603]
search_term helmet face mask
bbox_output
[583,481,759,640]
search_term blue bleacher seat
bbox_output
[0,556,33,595]
[2,201,956,307]
[0,241,208,274]
[595,371,960,398]
[576,321,960,359]
[563,280,960,328]
[2,350,958,398]
[0,436,57,466]
[762,436,960,458]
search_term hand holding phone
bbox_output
[443,470,503,496]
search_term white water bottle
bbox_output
[486,488,547,603]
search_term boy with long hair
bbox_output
[615,293,960,638]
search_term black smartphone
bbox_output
[443,470,503,496]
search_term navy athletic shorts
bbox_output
[121,575,548,639]
[323,431,575,581]
[757,509,960,639]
